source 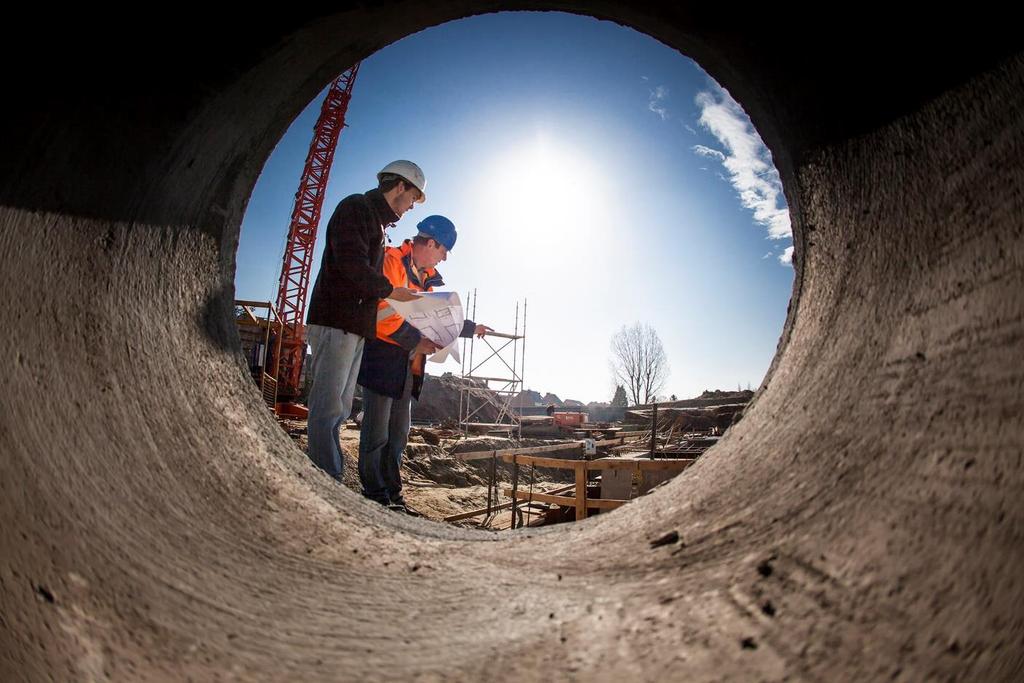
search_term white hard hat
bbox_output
[377,160,426,203]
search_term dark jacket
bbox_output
[306,189,399,339]
[358,319,477,401]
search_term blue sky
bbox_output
[235,11,793,404]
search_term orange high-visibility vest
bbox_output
[375,240,444,374]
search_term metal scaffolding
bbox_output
[457,291,527,440]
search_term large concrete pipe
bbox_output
[1,5,1021,680]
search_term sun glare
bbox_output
[476,135,611,256]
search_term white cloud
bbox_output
[684,124,698,135]
[762,251,772,260]
[648,85,669,121]
[694,85,793,255]
[779,245,794,265]
[692,144,726,162]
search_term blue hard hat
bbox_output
[416,215,457,252]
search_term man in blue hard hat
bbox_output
[304,161,426,483]
[357,215,492,513]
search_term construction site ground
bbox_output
[278,417,575,527]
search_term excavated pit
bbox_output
[1,7,1022,681]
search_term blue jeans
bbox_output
[306,324,365,480]
[358,385,412,504]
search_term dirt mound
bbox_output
[403,443,488,488]
[412,373,501,424]
[626,405,746,432]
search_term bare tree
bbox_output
[610,323,669,406]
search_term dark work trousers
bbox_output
[358,377,412,505]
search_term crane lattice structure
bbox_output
[272,64,360,415]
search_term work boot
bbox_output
[387,500,422,517]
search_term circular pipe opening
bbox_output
[1,7,1021,680]
[232,12,795,531]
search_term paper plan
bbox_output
[386,291,464,363]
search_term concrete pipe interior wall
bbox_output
[1,5,1022,680]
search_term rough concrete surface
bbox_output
[1,5,1022,681]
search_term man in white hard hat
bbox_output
[304,160,427,483]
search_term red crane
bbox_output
[274,64,360,416]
